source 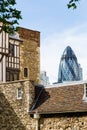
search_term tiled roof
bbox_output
[30,83,87,114]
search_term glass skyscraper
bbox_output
[58,46,83,83]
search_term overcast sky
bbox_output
[16,0,87,84]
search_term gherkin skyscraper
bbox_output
[58,46,82,83]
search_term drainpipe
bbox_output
[34,112,40,130]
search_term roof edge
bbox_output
[29,110,87,115]
[46,80,87,88]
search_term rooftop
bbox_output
[30,80,87,114]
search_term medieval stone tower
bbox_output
[19,27,40,83]
[0,22,40,130]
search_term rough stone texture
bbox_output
[1,80,87,130]
[0,80,35,130]
[40,114,87,130]
[18,27,40,84]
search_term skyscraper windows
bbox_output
[58,46,82,83]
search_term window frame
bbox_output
[83,83,87,102]
[17,88,23,100]
[24,68,28,77]
[9,43,15,57]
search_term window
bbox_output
[6,72,10,81]
[86,85,87,97]
[14,73,19,81]
[9,43,14,57]
[24,68,28,77]
[17,88,23,99]
[6,69,19,82]
[83,84,87,101]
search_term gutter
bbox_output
[34,112,40,130]
[29,86,44,130]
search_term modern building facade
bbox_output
[40,71,50,86]
[58,46,83,83]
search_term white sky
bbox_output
[16,0,87,84]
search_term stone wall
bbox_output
[1,80,87,130]
[0,80,36,130]
[40,113,87,130]
[18,27,40,84]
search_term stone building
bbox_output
[0,22,40,83]
[18,27,40,83]
[1,22,87,130]
[1,79,87,130]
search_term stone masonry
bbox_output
[1,25,87,130]
[1,79,87,130]
[40,114,87,130]
[0,80,36,130]
[18,27,40,84]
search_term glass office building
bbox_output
[58,46,82,83]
